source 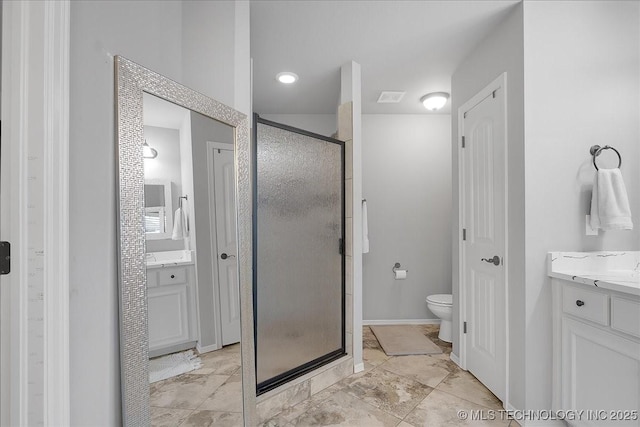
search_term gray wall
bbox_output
[522,0,640,410]
[451,3,525,410]
[69,1,247,423]
[182,2,233,110]
[182,1,251,116]
[261,114,337,138]
[362,115,452,321]
[190,112,234,349]
[70,2,182,424]
[144,126,184,253]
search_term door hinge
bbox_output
[463,321,467,334]
[339,238,344,255]
[0,242,10,275]
[461,136,465,148]
[462,229,466,241]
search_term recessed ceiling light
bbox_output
[276,72,298,84]
[420,92,450,111]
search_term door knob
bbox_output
[481,255,501,266]
[220,253,236,260]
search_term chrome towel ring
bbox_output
[590,145,622,171]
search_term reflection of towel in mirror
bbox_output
[590,168,633,231]
[172,207,189,240]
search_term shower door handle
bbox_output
[481,255,501,266]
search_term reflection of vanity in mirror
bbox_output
[143,91,242,403]
[115,56,255,426]
[143,94,198,358]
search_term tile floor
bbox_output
[151,326,521,427]
[150,343,243,427]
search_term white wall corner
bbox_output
[340,61,363,370]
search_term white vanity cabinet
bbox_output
[147,262,198,357]
[552,280,640,427]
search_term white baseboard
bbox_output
[505,402,518,412]
[196,343,220,354]
[504,404,567,427]
[353,362,364,373]
[449,352,463,369]
[520,420,566,427]
[363,319,440,326]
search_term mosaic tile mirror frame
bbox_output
[115,56,256,426]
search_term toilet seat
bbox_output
[426,294,452,306]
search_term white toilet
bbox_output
[426,294,453,343]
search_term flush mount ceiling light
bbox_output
[142,140,158,159]
[276,71,299,84]
[420,92,450,111]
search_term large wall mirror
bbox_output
[115,56,256,426]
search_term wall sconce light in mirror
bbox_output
[143,140,158,159]
[420,92,450,111]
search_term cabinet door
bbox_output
[562,317,640,426]
[148,284,190,351]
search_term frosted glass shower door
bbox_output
[254,116,345,394]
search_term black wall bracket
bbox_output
[0,242,10,275]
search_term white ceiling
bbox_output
[250,0,519,115]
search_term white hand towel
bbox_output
[590,168,633,231]
[172,207,189,240]
[171,208,183,240]
[182,205,190,237]
[362,200,370,254]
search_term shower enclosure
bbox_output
[253,116,345,394]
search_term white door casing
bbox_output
[459,74,507,404]
[207,142,240,346]
[1,1,70,425]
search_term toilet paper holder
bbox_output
[392,262,407,273]
[392,262,408,280]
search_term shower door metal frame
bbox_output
[252,114,346,395]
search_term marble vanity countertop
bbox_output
[146,250,195,268]
[548,251,640,296]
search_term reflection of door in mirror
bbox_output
[143,93,242,421]
[208,142,240,345]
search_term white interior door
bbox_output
[209,144,240,346]
[461,79,506,403]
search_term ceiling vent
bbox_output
[377,91,406,104]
